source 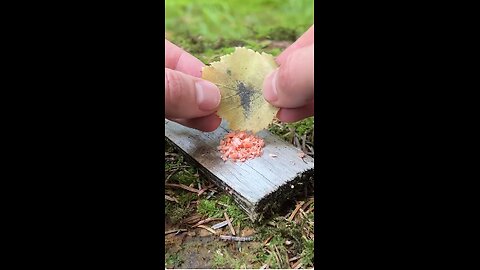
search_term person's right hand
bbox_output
[263,25,314,122]
[165,39,222,132]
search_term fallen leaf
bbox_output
[202,47,279,133]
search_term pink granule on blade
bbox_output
[218,131,265,162]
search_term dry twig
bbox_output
[287,201,306,221]
[224,212,236,235]
[191,217,224,228]
[196,225,217,235]
[292,261,303,269]
[219,235,253,242]
[165,183,200,193]
[164,195,179,203]
[263,235,273,246]
[288,255,302,262]
[165,229,187,235]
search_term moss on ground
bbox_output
[165,253,184,268]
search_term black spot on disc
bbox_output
[236,81,255,118]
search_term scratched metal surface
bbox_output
[165,119,314,205]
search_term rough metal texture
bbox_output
[165,119,314,221]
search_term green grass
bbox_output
[166,0,313,42]
[197,195,252,227]
[165,200,194,224]
[165,253,184,268]
[301,238,314,267]
[212,248,247,269]
[197,199,222,218]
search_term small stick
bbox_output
[224,212,236,236]
[288,255,302,262]
[211,219,229,230]
[217,202,229,207]
[196,225,217,235]
[219,235,253,242]
[164,195,179,203]
[165,229,187,235]
[292,261,303,269]
[294,134,301,149]
[299,208,308,219]
[165,183,200,193]
[302,134,306,152]
[263,235,273,246]
[274,245,284,268]
[301,198,314,211]
[206,190,216,199]
[198,184,214,196]
[181,214,202,224]
[260,264,269,269]
[191,217,224,228]
[165,168,179,182]
[287,201,306,221]
[272,245,282,268]
[306,144,314,155]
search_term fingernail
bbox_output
[263,69,278,102]
[195,80,221,111]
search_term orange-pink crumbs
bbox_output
[217,130,265,162]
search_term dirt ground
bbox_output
[166,217,263,269]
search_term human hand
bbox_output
[165,39,222,132]
[263,25,314,122]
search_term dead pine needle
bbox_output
[292,261,303,269]
[165,183,200,194]
[219,235,253,242]
[216,202,229,208]
[196,225,217,235]
[299,208,308,219]
[197,184,214,196]
[288,255,302,262]
[224,212,236,236]
[164,195,179,203]
[211,219,229,230]
[272,245,282,268]
[305,204,314,214]
[301,198,314,211]
[287,201,306,221]
[165,168,179,182]
[165,229,187,235]
[181,214,202,225]
[192,217,224,228]
[263,235,273,246]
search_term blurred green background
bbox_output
[165,0,314,43]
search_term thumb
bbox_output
[165,68,221,119]
[263,44,314,109]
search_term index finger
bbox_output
[165,39,205,78]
